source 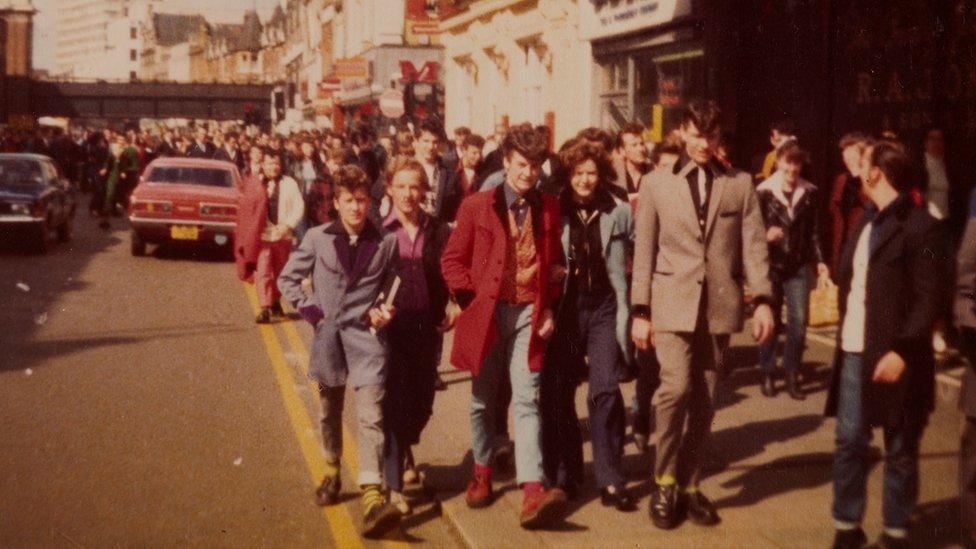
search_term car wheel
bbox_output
[56,219,73,242]
[131,231,147,256]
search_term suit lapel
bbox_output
[599,207,615,256]
[869,218,902,260]
[349,237,380,284]
[333,235,354,276]
[705,174,728,238]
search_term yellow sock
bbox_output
[324,459,339,477]
[361,484,383,514]
[655,474,677,486]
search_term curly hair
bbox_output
[558,141,616,189]
[332,165,370,197]
[501,123,549,164]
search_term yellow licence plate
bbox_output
[170,225,199,240]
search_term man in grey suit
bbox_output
[630,100,775,529]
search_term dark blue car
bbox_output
[0,153,76,253]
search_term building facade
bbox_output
[440,0,586,146]
[54,0,157,80]
[0,0,34,127]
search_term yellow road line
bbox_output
[278,314,409,549]
[243,285,363,549]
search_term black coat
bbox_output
[214,147,246,171]
[756,179,825,276]
[186,141,215,159]
[825,195,949,427]
[382,215,452,325]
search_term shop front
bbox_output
[583,0,698,141]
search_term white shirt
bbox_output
[697,165,708,208]
[841,221,872,352]
[419,159,438,215]
[924,153,950,220]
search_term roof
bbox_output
[0,153,52,163]
[147,158,238,170]
[152,13,207,47]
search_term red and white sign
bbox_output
[319,78,341,94]
[379,88,405,118]
[399,61,439,83]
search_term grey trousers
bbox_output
[319,384,385,486]
[652,322,729,488]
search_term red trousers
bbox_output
[255,239,291,308]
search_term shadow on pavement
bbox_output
[910,497,961,548]
[712,451,835,508]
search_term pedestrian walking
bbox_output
[233,152,304,323]
[630,100,775,530]
[756,143,829,400]
[956,189,976,549]
[186,126,216,159]
[541,141,636,511]
[829,133,873,273]
[277,165,402,538]
[379,157,455,515]
[440,123,567,529]
[827,140,948,549]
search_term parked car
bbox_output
[0,153,76,253]
[128,158,242,256]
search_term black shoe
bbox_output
[270,301,285,318]
[255,308,272,324]
[315,475,341,506]
[684,490,720,526]
[559,482,581,501]
[786,371,806,400]
[760,373,776,397]
[874,532,909,549]
[362,502,401,539]
[600,485,636,512]
[649,484,680,529]
[98,219,110,231]
[434,374,447,391]
[831,527,867,549]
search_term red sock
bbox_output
[522,481,543,496]
[474,462,492,477]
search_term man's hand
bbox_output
[872,351,906,383]
[752,303,775,344]
[298,304,324,326]
[766,226,785,243]
[537,308,555,340]
[550,265,568,285]
[817,262,830,279]
[368,304,396,329]
[631,317,653,350]
[438,301,461,333]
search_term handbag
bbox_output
[808,275,840,327]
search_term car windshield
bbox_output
[146,166,234,188]
[0,159,44,187]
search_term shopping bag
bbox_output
[808,276,840,327]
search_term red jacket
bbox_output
[234,173,268,283]
[440,185,562,375]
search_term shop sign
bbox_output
[399,61,439,83]
[319,77,341,94]
[658,76,682,106]
[581,0,691,41]
[334,57,369,79]
[379,88,405,118]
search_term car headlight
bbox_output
[9,202,31,215]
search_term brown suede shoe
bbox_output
[464,472,493,509]
[519,488,566,529]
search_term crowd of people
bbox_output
[6,101,975,546]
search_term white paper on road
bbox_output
[233,457,243,466]
[16,282,30,292]
[24,368,33,376]
[34,313,47,326]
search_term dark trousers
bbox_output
[959,328,976,546]
[758,267,810,374]
[382,314,440,492]
[833,352,924,529]
[632,347,661,437]
[542,291,626,489]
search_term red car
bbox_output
[128,158,242,256]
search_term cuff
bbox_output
[889,338,915,362]
[751,295,772,308]
[453,289,475,310]
[631,305,650,319]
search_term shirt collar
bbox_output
[382,209,429,231]
[324,219,380,239]
[867,193,910,225]
[503,181,540,210]
[673,153,727,177]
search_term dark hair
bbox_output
[385,155,430,190]
[414,119,444,141]
[770,120,795,135]
[559,141,616,188]
[462,133,485,151]
[615,123,646,149]
[681,100,722,135]
[838,132,871,151]
[651,132,683,166]
[867,139,914,192]
[575,127,614,153]
[453,126,471,137]
[333,165,371,197]
[502,123,549,164]
[776,142,809,165]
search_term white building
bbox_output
[54,0,156,80]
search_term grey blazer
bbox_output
[277,222,398,388]
[630,159,772,334]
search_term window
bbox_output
[129,71,137,81]
[130,49,137,61]
[130,27,137,40]
[146,167,234,188]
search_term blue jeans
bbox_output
[471,302,543,484]
[758,268,810,374]
[833,353,923,529]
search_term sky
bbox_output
[31,0,284,72]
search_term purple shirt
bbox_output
[383,211,429,313]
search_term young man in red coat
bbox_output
[440,123,565,529]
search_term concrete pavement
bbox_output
[0,213,966,547]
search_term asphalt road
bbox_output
[0,215,461,548]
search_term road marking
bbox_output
[277,315,410,549]
[243,284,363,549]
